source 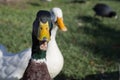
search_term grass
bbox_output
[0,0,120,80]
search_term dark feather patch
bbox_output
[21,60,52,80]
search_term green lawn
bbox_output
[0,0,120,80]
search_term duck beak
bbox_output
[56,17,67,31]
[37,21,50,42]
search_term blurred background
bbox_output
[0,0,120,80]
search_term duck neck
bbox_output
[32,50,46,60]
[51,26,58,39]
[32,34,47,60]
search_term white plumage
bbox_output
[46,26,64,78]
[0,45,31,80]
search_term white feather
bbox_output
[50,7,63,22]
[0,45,31,80]
[46,26,64,78]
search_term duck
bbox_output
[0,7,67,80]
[46,7,67,78]
[93,3,118,19]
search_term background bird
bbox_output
[93,3,118,19]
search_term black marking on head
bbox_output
[21,60,52,80]
[36,10,51,23]
[33,10,53,37]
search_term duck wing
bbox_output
[0,45,31,80]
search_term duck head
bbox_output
[33,10,52,43]
[50,7,67,31]
[51,7,67,32]
[32,10,52,59]
[33,8,67,46]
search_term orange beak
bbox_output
[56,17,67,31]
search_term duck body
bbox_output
[0,45,31,80]
[21,59,51,80]
[46,27,64,78]
[93,3,117,18]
